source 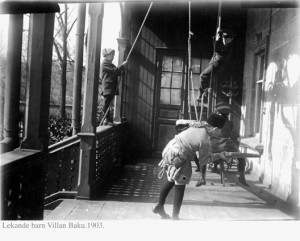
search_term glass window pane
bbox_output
[259,55,265,80]
[192,58,201,73]
[160,89,170,104]
[171,89,181,105]
[201,58,210,72]
[192,58,200,66]
[192,74,200,89]
[161,72,171,87]
[173,57,183,72]
[162,56,173,71]
[172,73,182,88]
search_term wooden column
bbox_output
[0,14,23,154]
[72,3,86,135]
[114,37,129,122]
[20,13,55,150]
[77,3,104,200]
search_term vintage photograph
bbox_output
[0,0,299,237]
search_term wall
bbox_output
[122,2,247,155]
[242,7,300,207]
[122,2,191,155]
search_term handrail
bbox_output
[0,122,128,220]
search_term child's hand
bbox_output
[212,152,229,163]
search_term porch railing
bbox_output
[0,122,128,220]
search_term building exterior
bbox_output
[118,1,300,210]
[0,0,299,217]
[241,6,300,209]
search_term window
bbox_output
[160,56,184,105]
[253,51,265,136]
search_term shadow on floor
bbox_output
[94,158,164,203]
[90,157,298,220]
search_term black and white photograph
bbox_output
[0,0,299,239]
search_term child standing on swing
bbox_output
[197,102,249,187]
[197,28,236,101]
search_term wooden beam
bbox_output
[20,13,55,150]
[72,3,86,135]
[0,14,23,153]
[0,2,60,14]
[77,3,104,200]
[1,0,298,8]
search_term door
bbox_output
[153,49,187,152]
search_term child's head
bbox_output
[215,102,232,117]
[102,48,115,61]
[207,113,227,129]
[175,119,190,134]
[175,124,189,134]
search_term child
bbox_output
[198,102,249,186]
[152,113,230,220]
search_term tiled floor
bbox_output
[44,158,298,221]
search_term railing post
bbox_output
[0,14,23,153]
[115,37,129,122]
[77,3,104,200]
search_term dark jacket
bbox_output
[210,34,235,66]
[100,59,125,96]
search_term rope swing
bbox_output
[100,2,153,126]
[207,0,222,115]
[188,1,199,121]
[188,1,223,122]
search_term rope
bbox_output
[100,2,153,126]
[207,0,222,115]
[125,2,153,62]
[158,168,165,179]
[190,70,199,121]
[199,90,207,121]
[188,2,199,121]
[187,1,192,120]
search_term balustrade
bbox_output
[1,149,45,220]
[0,123,128,220]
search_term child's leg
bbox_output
[153,178,174,218]
[172,184,186,220]
[237,158,249,186]
[194,154,200,172]
[158,178,175,205]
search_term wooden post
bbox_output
[0,14,23,153]
[20,13,55,150]
[77,3,104,200]
[72,3,86,135]
[114,37,129,122]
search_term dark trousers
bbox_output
[237,158,246,172]
[103,94,114,122]
[200,60,225,89]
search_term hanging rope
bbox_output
[199,90,206,121]
[207,0,222,115]
[209,0,222,89]
[125,3,153,61]
[187,1,199,121]
[100,2,153,126]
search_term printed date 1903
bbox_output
[87,222,104,229]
